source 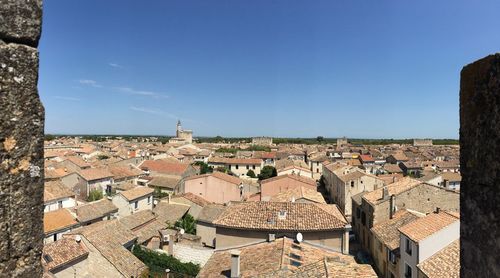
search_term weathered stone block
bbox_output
[460,53,500,277]
[0,41,44,277]
[0,0,43,47]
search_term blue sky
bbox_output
[39,1,500,138]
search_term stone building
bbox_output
[251,136,273,146]
[169,120,193,144]
[413,139,433,147]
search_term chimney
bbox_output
[382,187,389,200]
[75,235,81,243]
[435,207,441,214]
[230,250,241,278]
[167,235,174,256]
[389,195,396,219]
[291,196,295,203]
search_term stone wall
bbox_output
[0,1,44,277]
[460,53,500,277]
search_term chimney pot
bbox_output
[230,250,241,278]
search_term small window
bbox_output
[134,201,138,210]
[351,181,355,187]
[246,165,249,170]
[252,165,256,170]
[405,238,412,255]
[58,200,63,209]
[405,264,412,278]
[43,254,53,263]
[389,251,396,264]
[147,196,151,204]
[236,165,239,170]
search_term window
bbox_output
[58,200,63,209]
[405,238,412,255]
[316,168,319,173]
[53,234,57,242]
[252,165,255,170]
[147,196,151,204]
[236,165,239,170]
[134,201,138,210]
[389,251,396,264]
[228,165,231,170]
[246,165,249,170]
[361,211,366,225]
[351,181,354,187]
[405,264,412,278]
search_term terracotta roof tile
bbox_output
[140,160,191,175]
[42,236,88,272]
[44,209,79,234]
[371,210,422,250]
[417,240,459,278]
[261,174,317,187]
[74,199,118,223]
[119,186,154,202]
[270,186,326,204]
[172,192,212,207]
[213,202,347,231]
[399,211,459,242]
[78,168,114,181]
[362,177,421,205]
[44,181,75,203]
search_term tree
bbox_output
[97,154,109,160]
[193,161,213,174]
[246,169,256,178]
[215,166,228,173]
[87,189,103,202]
[316,136,324,143]
[175,213,196,235]
[258,166,277,180]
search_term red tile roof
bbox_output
[140,160,190,175]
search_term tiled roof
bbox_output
[362,177,421,205]
[270,186,326,204]
[119,186,154,201]
[148,176,181,190]
[440,172,462,182]
[153,202,190,225]
[197,204,227,224]
[199,237,376,277]
[399,211,459,242]
[185,171,242,185]
[44,180,75,203]
[417,240,459,278]
[338,171,369,183]
[42,236,89,272]
[44,209,79,234]
[260,174,317,187]
[172,192,212,207]
[65,156,90,168]
[140,159,190,175]
[45,168,71,179]
[75,199,118,223]
[359,154,375,163]
[119,210,157,231]
[213,202,347,231]
[78,168,114,181]
[108,165,142,180]
[383,163,403,173]
[70,220,146,277]
[371,210,421,250]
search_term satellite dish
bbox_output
[296,232,303,243]
[180,228,185,235]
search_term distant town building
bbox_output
[251,136,273,146]
[413,139,433,147]
[337,137,348,147]
[169,120,193,144]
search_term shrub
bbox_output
[132,245,200,277]
[87,189,103,202]
[246,169,256,178]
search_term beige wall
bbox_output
[184,176,241,203]
[277,167,313,178]
[112,194,153,218]
[215,227,344,252]
[196,222,217,248]
[228,163,262,177]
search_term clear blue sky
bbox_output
[39,1,500,138]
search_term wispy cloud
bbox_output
[130,106,165,115]
[114,87,168,99]
[54,96,81,101]
[78,79,103,88]
[108,62,123,68]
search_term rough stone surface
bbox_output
[0,0,42,47]
[460,53,500,277]
[0,1,44,277]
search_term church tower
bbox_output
[176,120,182,137]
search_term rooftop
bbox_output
[42,236,89,272]
[74,199,118,223]
[270,186,326,204]
[417,240,460,278]
[362,177,421,205]
[119,186,154,202]
[213,202,347,232]
[44,180,75,203]
[371,210,422,250]
[399,211,459,242]
[44,209,79,234]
